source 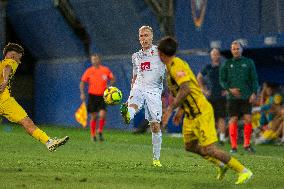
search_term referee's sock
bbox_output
[229,122,238,149]
[90,120,96,137]
[244,123,252,147]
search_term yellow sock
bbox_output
[32,128,50,144]
[204,155,225,167]
[227,157,246,173]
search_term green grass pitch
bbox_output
[0,124,284,189]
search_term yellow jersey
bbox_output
[0,59,19,102]
[166,57,210,119]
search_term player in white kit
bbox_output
[120,26,165,167]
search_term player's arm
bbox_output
[79,81,86,101]
[162,82,190,127]
[197,72,210,96]
[173,106,184,126]
[169,81,191,111]
[131,74,137,89]
[131,53,138,89]
[108,71,116,87]
[0,65,12,93]
[109,77,115,86]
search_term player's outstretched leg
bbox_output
[120,103,130,124]
[19,117,69,152]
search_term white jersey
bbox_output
[132,45,165,93]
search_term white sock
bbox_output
[281,136,284,142]
[152,130,162,160]
[128,107,136,120]
[220,133,225,142]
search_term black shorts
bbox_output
[227,99,252,117]
[208,98,227,120]
[87,94,106,113]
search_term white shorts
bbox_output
[128,88,162,122]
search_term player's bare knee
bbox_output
[150,121,160,133]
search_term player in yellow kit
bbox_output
[0,43,69,151]
[157,36,253,184]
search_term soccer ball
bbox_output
[103,86,123,105]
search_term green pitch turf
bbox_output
[0,124,284,189]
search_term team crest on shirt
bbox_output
[140,62,151,71]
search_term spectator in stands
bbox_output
[220,41,259,153]
[253,86,284,144]
[0,43,69,151]
[197,48,227,145]
[80,54,115,142]
[255,105,284,145]
[258,83,281,128]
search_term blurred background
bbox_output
[0,0,283,129]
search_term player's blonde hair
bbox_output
[139,25,153,35]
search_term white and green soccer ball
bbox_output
[103,86,123,105]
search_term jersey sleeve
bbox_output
[107,67,114,80]
[81,69,89,82]
[132,53,138,76]
[4,59,18,73]
[172,61,191,86]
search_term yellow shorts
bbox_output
[0,97,28,123]
[183,104,218,146]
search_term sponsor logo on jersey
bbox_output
[140,62,151,71]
